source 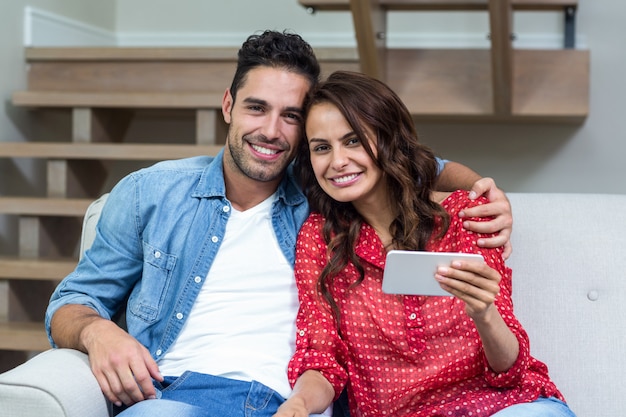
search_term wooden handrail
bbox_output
[300,0,577,11]
[489,0,513,115]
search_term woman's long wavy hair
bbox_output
[294,71,450,322]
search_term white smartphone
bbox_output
[382,250,484,296]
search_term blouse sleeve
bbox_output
[287,214,349,401]
[444,191,531,388]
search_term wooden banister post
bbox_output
[489,0,514,115]
[349,0,387,80]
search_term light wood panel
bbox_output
[0,142,223,160]
[0,257,76,281]
[0,322,49,351]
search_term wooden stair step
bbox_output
[0,321,50,351]
[20,48,357,93]
[12,91,224,109]
[0,197,92,216]
[0,257,77,281]
[299,0,577,11]
[0,142,223,160]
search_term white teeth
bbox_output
[251,144,278,155]
[333,174,358,184]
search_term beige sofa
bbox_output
[1,193,625,417]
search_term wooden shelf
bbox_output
[0,197,92,217]
[0,142,223,161]
[12,91,224,109]
[385,48,588,122]
[0,322,49,351]
[0,257,76,281]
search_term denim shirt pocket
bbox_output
[128,241,177,323]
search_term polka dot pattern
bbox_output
[288,191,563,417]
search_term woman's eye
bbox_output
[312,145,329,152]
[347,137,360,146]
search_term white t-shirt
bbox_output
[158,193,298,398]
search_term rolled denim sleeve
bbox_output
[45,174,144,347]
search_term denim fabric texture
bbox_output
[115,372,327,417]
[491,396,577,417]
[44,149,310,362]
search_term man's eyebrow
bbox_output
[242,97,268,106]
[242,97,303,114]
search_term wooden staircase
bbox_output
[299,0,588,123]
[0,46,359,370]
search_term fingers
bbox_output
[460,200,511,223]
[501,241,512,260]
[435,261,501,317]
[468,177,496,200]
[89,341,161,406]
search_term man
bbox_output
[46,30,512,417]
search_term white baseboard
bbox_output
[24,6,116,46]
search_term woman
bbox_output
[274,71,575,417]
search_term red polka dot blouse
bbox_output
[288,190,563,417]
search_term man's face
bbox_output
[222,66,310,184]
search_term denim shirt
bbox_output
[45,150,309,360]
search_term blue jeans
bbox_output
[115,372,327,417]
[492,396,577,417]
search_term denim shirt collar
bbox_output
[192,148,307,208]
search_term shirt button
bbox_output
[409,313,417,320]
[223,205,230,212]
[298,330,305,337]
[154,251,161,258]
[156,349,162,356]
[211,236,219,243]
[176,313,184,320]
[194,276,202,283]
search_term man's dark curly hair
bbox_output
[229,30,321,103]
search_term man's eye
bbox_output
[285,113,303,124]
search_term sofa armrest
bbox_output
[0,348,111,417]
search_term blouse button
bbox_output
[154,251,161,259]
[587,290,599,301]
[176,313,184,320]
[211,236,219,243]
[194,276,202,283]
[156,349,162,356]
[223,205,230,213]
[298,330,305,337]
[409,313,417,320]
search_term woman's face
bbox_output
[305,102,387,208]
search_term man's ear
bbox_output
[222,88,233,124]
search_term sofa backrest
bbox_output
[81,192,624,416]
[507,193,626,417]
